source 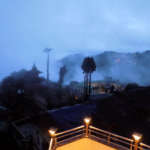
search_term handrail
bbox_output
[55,125,84,136]
[49,138,54,150]
[49,125,85,150]
[89,125,133,150]
[140,143,150,149]
[49,124,150,150]
[11,122,26,139]
[57,129,85,139]
[90,126,133,142]
[57,134,84,145]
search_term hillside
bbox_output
[60,50,150,85]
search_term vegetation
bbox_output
[0,65,82,121]
[58,65,67,87]
[93,85,150,144]
[81,57,96,97]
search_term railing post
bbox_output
[134,141,139,150]
[86,123,89,137]
[107,134,111,144]
[139,145,143,150]
[84,118,91,137]
[130,141,133,150]
[53,136,57,150]
[132,133,142,150]
[48,129,57,150]
[89,127,91,137]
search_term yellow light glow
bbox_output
[49,129,56,136]
[84,117,91,124]
[132,133,142,142]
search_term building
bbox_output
[91,80,124,95]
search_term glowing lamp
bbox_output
[48,128,57,137]
[84,117,91,124]
[132,133,142,142]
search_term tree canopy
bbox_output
[81,57,96,73]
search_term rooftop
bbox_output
[57,138,117,150]
[48,118,150,150]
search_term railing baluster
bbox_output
[48,138,53,150]
[54,136,57,150]
[130,141,133,150]
[107,134,111,144]
[89,129,91,137]
[139,146,143,150]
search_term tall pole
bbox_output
[47,52,50,81]
[44,48,52,81]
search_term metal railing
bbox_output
[48,121,150,150]
[89,126,133,150]
[49,125,85,150]
[140,143,150,150]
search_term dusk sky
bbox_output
[0,0,150,80]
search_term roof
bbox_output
[57,138,117,150]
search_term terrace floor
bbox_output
[57,138,117,150]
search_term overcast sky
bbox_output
[0,0,150,80]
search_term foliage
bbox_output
[58,65,67,86]
[81,57,96,97]
[0,65,82,120]
[81,57,96,73]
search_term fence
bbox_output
[48,118,150,150]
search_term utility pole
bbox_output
[44,48,52,81]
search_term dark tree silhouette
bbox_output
[58,65,67,87]
[81,57,96,97]
[0,65,46,119]
[0,64,83,120]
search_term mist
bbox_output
[60,50,150,86]
[1,0,150,82]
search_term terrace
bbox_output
[48,118,150,150]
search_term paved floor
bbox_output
[57,138,117,150]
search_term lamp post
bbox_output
[132,133,142,150]
[84,117,91,137]
[48,128,57,150]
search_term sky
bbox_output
[0,0,150,81]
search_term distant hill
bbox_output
[60,50,150,85]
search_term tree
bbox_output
[0,66,46,118]
[58,65,67,87]
[81,57,96,97]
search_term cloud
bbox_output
[0,0,150,80]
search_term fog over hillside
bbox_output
[60,50,150,86]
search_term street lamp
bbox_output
[84,117,91,137]
[132,133,142,150]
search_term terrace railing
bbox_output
[89,126,133,150]
[140,143,150,150]
[49,125,85,150]
[48,119,150,150]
